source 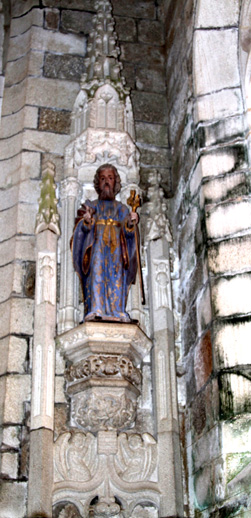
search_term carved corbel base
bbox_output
[54,323,158,517]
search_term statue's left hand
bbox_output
[130,212,139,225]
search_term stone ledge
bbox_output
[57,321,152,365]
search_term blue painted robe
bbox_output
[71,199,137,322]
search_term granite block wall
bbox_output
[165,0,251,516]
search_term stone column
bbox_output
[147,238,184,518]
[145,176,184,517]
[28,161,60,518]
[58,177,82,334]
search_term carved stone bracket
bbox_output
[53,430,159,517]
[58,322,151,433]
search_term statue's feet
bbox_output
[84,312,102,321]
[84,312,131,323]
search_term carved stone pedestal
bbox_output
[54,323,159,517]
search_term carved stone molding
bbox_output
[53,430,159,517]
[54,432,98,483]
[57,321,152,366]
[144,172,172,243]
[60,177,82,200]
[71,391,137,432]
[65,354,142,388]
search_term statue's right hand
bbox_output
[83,210,92,223]
[82,205,95,224]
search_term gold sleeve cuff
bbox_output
[125,220,134,232]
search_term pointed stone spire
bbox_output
[83,0,125,86]
[35,161,60,235]
[65,0,139,188]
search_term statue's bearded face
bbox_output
[98,168,116,200]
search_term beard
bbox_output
[99,184,115,200]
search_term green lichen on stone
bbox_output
[35,161,60,235]
[226,453,251,484]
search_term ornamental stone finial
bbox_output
[35,161,60,235]
[145,171,172,243]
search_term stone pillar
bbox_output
[28,162,60,518]
[58,177,82,334]
[144,175,183,517]
[147,238,184,518]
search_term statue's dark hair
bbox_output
[94,164,121,195]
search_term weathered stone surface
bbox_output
[42,0,96,10]
[10,8,43,37]
[138,20,164,45]
[2,426,20,449]
[7,336,28,374]
[2,77,79,116]
[132,91,167,123]
[5,52,42,87]
[39,108,71,134]
[203,172,250,205]
[214,319,251,369]
[122,62,136,88]
[198,145,248,179]
[24,262,36,298]
[0,481,27,518]
[194,464,213,509]
[114,16,137,42]
[194,330,213,391]
[194,29,239,96]
[196,284,212,336]
[121,43,164,66]
[44,53,86,81]
[3,375,31,423]
[61,9,93,34]
[15,235,36,263]
[45,8,60,30]
[54,404,68,439]
[0,107,38,139]
[11,0,39,17]
[139,145,170,167]
[219,372,251,418]
[30,26,86,54]
[22,129,70,156]
[193,425,221,472]
[212,273,251,318]
[208,235,251,275]
[197,115,246,149]
[196,0,239,28]
[195,87,243,123]
[1,452,19,478]
[191,390,207,436]
[28,429,54,517]
[55,376,66,403]
[206,199,251,240]
[135,66,166,93]
[136,122,168,146]
[112,0,155,19]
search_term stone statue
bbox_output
[71,164,139,322]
